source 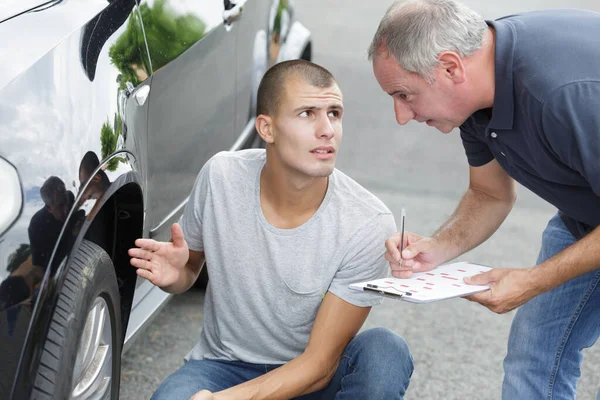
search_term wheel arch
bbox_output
[11,155,145,399]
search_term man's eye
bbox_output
[299,111,310,117]
[328,110,339,118]
[398,93,410,101]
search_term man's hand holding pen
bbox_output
[385,232,446,278]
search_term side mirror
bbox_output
[0,157,23,237]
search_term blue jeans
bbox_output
[152,327,413,400]
[502,213,600,399]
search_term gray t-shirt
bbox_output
[180,149,396,364]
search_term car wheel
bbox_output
[31,240,121,400]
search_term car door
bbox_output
[231,0,269,142]
[140,0,237,241]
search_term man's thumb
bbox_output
[171,223,185,245]
[464,271,492,285]
[402,240,427,260]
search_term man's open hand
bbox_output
[129,223,189,288]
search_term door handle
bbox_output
[133,85,150,106]
[123,82,150,106]
[223,0,246,29]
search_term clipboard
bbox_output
[349,262,492,304]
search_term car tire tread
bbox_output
[30,240,121,400]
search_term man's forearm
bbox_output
[532,225,600,292]
[433,187,514,262]
[215,352,335,400]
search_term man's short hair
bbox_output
[368,0,487,83]
[256,59,336,117]
[40,176,66,206]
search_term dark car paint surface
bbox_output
[0,0,309,398]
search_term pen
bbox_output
[399,208,406,263]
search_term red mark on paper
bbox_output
[442,276,458,281]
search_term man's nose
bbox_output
[394,100,415,125]
[316,114,335,139]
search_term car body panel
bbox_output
[0,1,148,396]
[0,0,311,397]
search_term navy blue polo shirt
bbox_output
[460,9,600,239]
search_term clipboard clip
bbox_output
[364,284,411,298]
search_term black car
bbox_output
[0,0,311,398]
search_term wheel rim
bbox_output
[71,296,113,400]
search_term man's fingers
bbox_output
[128,248,153,261]
[390,262,412,273]
[171,223,186,247]
[392,269,414,279]
[130,257,152,270]
[402,240,428,261]
[464,270,495,285]
[135,267,154,282]
[464,289,492,305]
[385,235,402,262]
[134,238,161,252]
[385,251,400,265]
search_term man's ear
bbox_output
[437,51,466,84]
[255,114,275,144]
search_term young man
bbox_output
[129,60,413,400]
[369,1,600,398]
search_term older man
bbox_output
[369,0,600,398]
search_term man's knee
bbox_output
[151,361,219,400]
[353,327,413,374]
[152,375,202,400]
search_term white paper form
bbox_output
[349,262,492,303]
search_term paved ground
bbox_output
[121,0,600,398]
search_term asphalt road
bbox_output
[121,1,600,398]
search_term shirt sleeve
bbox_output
[542,81,600,197]
[178,161,212,252]
[460,123,495,167]
[328,213,397,307]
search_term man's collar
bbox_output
[486,20,516,131]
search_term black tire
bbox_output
[31,240,122,400]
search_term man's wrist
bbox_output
[528,264,556,294]
[159,269,187,294]
[429,234,458,264]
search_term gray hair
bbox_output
[368,0,487,83]
[40,176,66,206]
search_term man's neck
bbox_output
[259,161,329,230]
[465,27,496,113]
[480,27,496,110]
